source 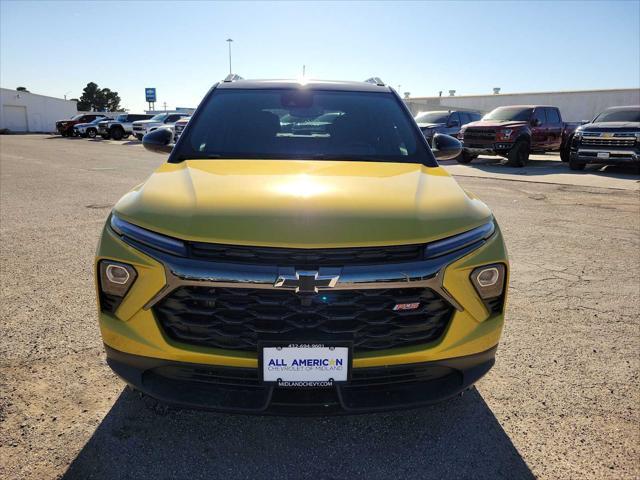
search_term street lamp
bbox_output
[226,38,233,75]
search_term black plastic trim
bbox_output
[104,344,497,415]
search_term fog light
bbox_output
[99,260,137,297]
[471,264,506,299]
[477,267,499,287]
[106,264,130,284]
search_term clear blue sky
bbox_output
[1,0,639,112]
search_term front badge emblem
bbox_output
[274,271,339,293]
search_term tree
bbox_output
[16,86,29,92]
[77,82,122,112]
[102,88,121,112]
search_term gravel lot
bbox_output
[1,135,638,479]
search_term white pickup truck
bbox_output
[131,113,190,140]
[97,114,154,140]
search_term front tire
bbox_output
[506,139,530,167]
[560,135,572,162]
[87,128,97,139]
[456,151,477,164]
[569,158,586,170]
[110,127,124,141]
[135,134,143,141]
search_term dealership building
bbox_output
[0,88,80,132]
[404,88,640,122]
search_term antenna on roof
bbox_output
[223,74,244,82]
[364,77,385,86]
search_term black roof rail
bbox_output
[223,74,244,82]
[364,77,385,86]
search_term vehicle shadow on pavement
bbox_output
[44,136,85,140]
[61,387,534,480]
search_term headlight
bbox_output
[496,129,513,140]
[424,220,495,259]
[634,132,640,141]
[574,130,583,139]
[110,213,187,256]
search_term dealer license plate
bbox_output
[597,152,610,159]
[262,343,350,387]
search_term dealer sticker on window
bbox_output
[262,344,349,387]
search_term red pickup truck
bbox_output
[458,105,580,166]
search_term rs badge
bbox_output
[393,302,421,311]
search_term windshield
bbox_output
[592,108,640,123]
[91,117,105,124]
[150,114,168,122]
[176,89,432,164]
[414,112,449,124]
[115,114,127,122]
[483,107,533,122]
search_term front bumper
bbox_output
[106,343,497,414]
[96,221,508,413]
[462,143,514,156]
[570,148,639,165]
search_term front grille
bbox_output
[464,128,496,140]
[188,243,424,266]
[581,137,636,147]
[154,286,454,352]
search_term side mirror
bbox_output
[431,133,462,161]
[448,120,460,128]
[531,118,541,127]
[142,127,173,154]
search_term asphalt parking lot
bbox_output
[1,134,638,480]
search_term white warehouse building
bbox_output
[404,88,640,122]
[0,88,78,133]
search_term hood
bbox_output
[133,120,159,126]
[417,122,445,130]
[580,121,640,131]
[464,120,528,129]
[114,160,491,248]
[75,122,91,128]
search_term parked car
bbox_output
[132,113,191,141]
[172,116,190,142]
[97,114,154,140]
[56,113,108,137]
[73,117,107,138]
[458,105,581,166]
[566,106,640,170]
[95,78,509,414]
[414,110,482,145]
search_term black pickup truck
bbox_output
[566,106,639,170]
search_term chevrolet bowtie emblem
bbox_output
[274,271,339,293]
[603,132,614,138]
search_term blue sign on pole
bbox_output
[145,88,156,103]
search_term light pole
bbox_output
[226,38,233,75]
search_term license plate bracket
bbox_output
[259,342,352,388]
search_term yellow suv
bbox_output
[96,78,509,414]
